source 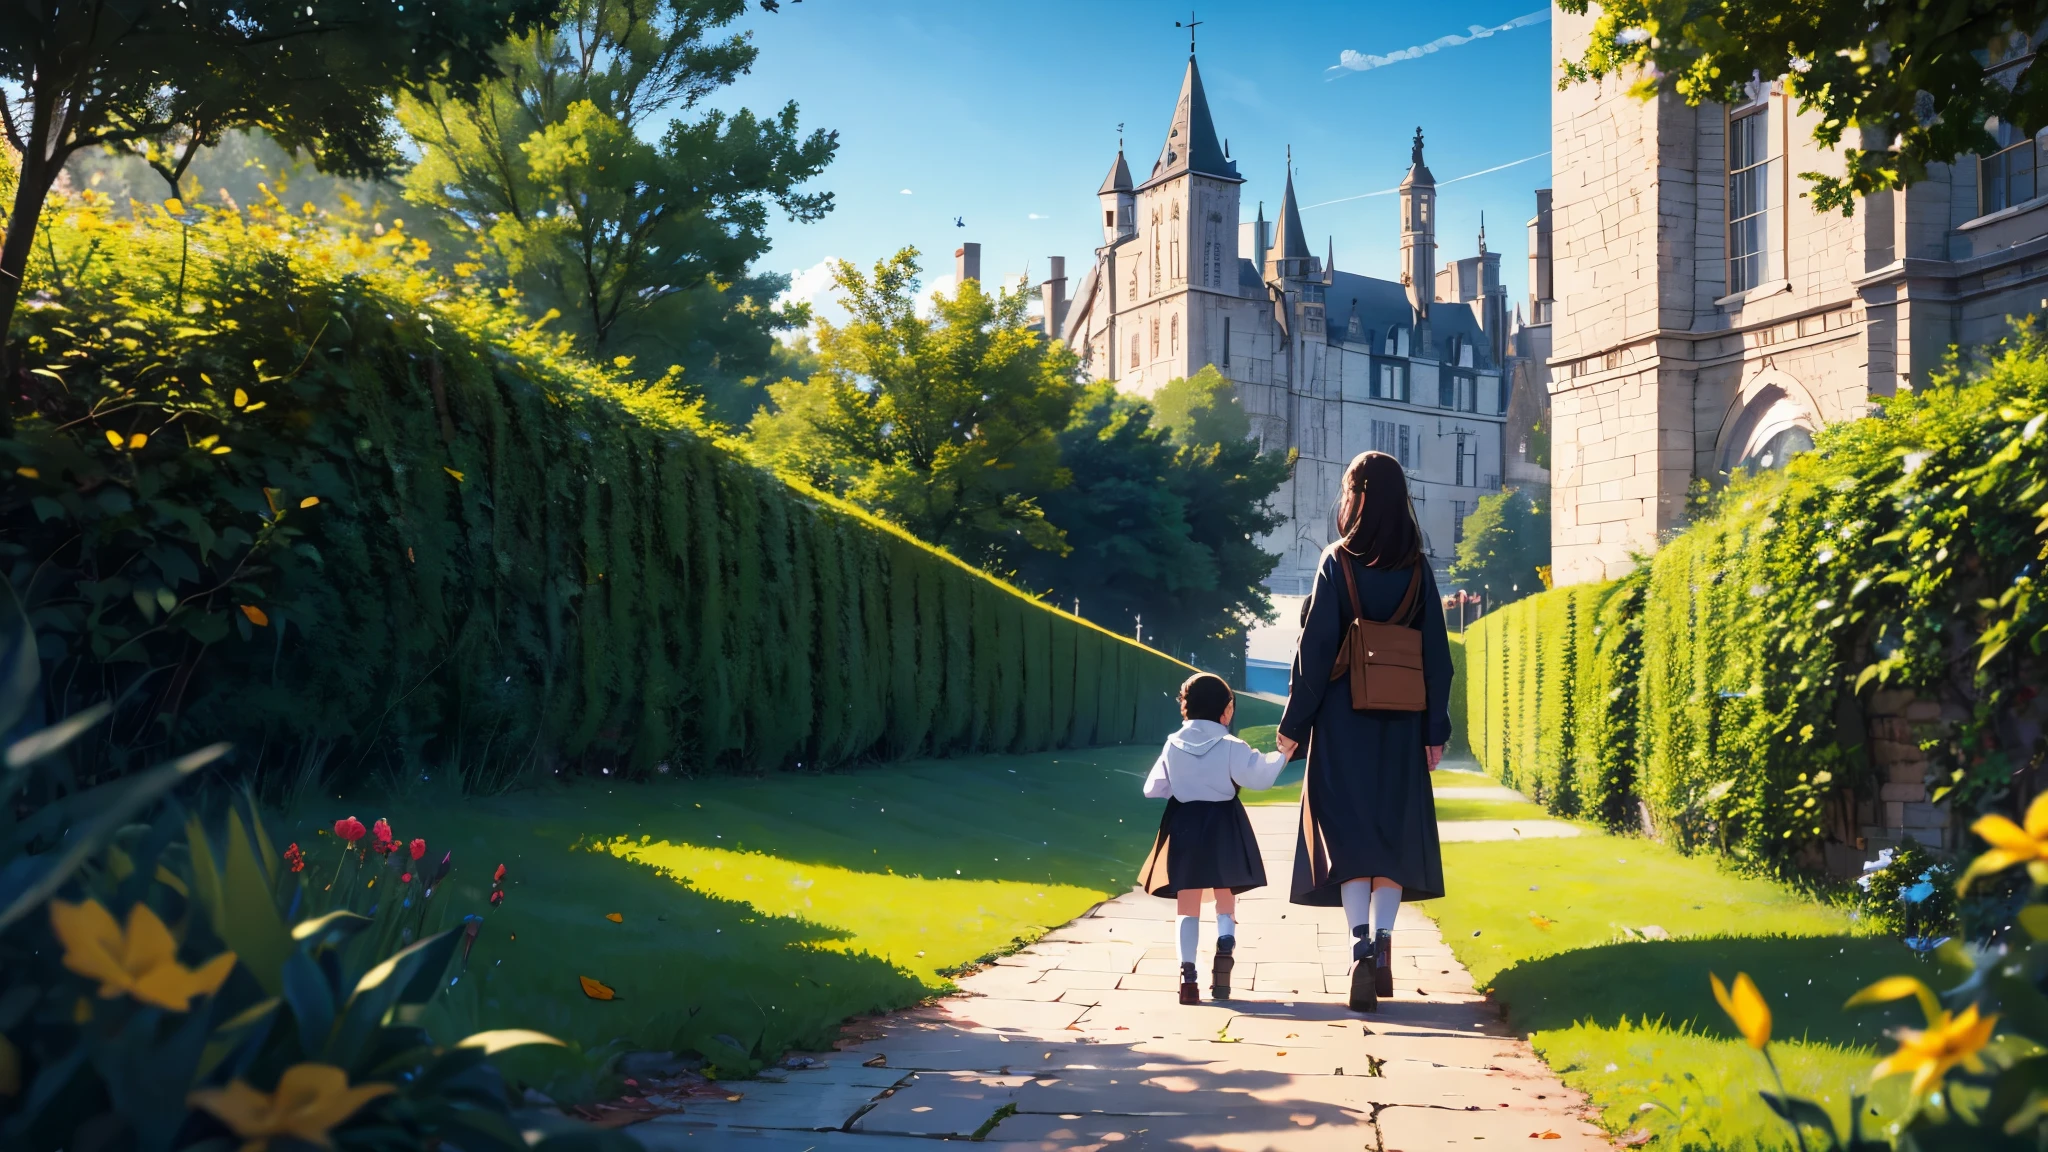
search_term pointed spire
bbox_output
[1478,211,1488,254]
[1099,146,1133,195]
[1273,153,1310,262]
[1401,125,1435,188]
[1324,235,1335,284]
[1143,54,1240,188]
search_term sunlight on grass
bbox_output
[606,838,1106,982]
[1432,796,1552,822]
[1532,1018,1909,1150]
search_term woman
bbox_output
[1275,450,1452,1012]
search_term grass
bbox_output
[286,746,1165,1087]
[1431,830,1955,1148]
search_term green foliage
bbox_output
[395,0,835,373]
[1014,378,1285,680]
[0,195,1189,791]
[1851,842,1959,941]
[0,0,557,387]
[0,610,631,1151]
[1448,486,1549,606]
[1556,0,2048,215]
[746,248,1083,569]
[1466,325,2048,869]
[1150,364,1250,448]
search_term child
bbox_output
[1136,673,1287,1004]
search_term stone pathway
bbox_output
[630,803,1611,1151]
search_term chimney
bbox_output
[1040,255,1068,338]
[954,243,981,287]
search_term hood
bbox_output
[1166,719,1230,755]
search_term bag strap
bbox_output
[1336,551,1424,628]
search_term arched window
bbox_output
[1169,314,1178,354]
[1720,382,1817,473]
[1150,318,1160,356]
[1130,333,1140,368]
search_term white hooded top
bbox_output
[1142,719,1288,803]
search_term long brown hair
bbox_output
[1336,451,1422,568]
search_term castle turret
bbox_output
[1099,147,1134,245]
[1266,158,1313,282]
[1399,127,1436,319]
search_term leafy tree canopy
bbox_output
[0,0,557,417]
[1016,370,1285,679]
[1558,0,2048,214]
[1448,487,1551,609]
[746,248,1081,568]
[396,0,836,390]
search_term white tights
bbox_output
[1339,878,1402,937]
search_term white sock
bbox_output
[1177,915,1199,966]
[1370,883,1403,935]
[1339,879,1373,936]
[1216,911,1236,940]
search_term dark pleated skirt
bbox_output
[1138,797,1268,897]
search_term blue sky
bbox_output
[709,0,1557,325]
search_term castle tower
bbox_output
[1399,127,1437,318]
[1478,215,1507,363]
[1098,146,1134,245]
[1265,158,1313,281]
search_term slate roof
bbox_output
[1272,167,1310,261]
[1323,270,1496,369]
[1142,55,1241,189]
[1098,150,1133,195]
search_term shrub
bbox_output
[1465,326,2048,869]
[0,194,1189,793]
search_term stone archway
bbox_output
[1714,366,1822,475]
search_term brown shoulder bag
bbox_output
[1325,553,1426,711]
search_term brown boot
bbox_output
[1374,929,1394,998]
[1179,962,1200,1005]
[1211,934,1236,1000]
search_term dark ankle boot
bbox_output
[1348,925,1378,1012]
[1374,929,1394,998]
[1179,962,1200,1005]
[1211,934,1235,1000]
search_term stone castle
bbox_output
[1044,51,1523,606]
[1546,5,2048,586]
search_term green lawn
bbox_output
[285,747,1165,1086]
[1433,833,1952,1149]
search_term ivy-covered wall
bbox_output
[1465,331,2047,871]
[0,198,1191,789]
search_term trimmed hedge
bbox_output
[2,197,1190,789]
[1465,330,2048,869]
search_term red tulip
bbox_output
[371,818,395,852]
[284,843,305,873]
[493,863,507,884]
[400,872,412,883]
[334,817,366,843]
[409,838,426,861]
[490,890,505,906]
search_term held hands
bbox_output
[1275,733,1300,761]
[1426,745,1444,771]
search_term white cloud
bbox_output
[1326,9,1548,77]
[916,272,957,319]
[899,188,913,195]
[1027,212,1048,220]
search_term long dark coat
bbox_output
[1279,546,1453,906]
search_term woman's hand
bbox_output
[1276,733,1299,760]
[1426,745,1444,771]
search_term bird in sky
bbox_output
[954,216,965,228]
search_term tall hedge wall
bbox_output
[1465,330,2048,869]
[1,199,1190,789]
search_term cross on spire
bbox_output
[1174,10,1202,55]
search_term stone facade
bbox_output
[1547,5,2048,587]
[1054,54,1512,598]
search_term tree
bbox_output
[0,0,556,422]
[1448,487,1551,609]
[746,248,1081,568]
[1017,369,1286,679]
[396,0,836,372]
[1558,0,2048,214]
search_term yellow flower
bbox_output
[189,1063,393,1151]
[50,899,236,1012]
[1871,1003,1998,1098]
[1957,792,2048,891]
[1711,971,1772,1049]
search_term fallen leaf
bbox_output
[1529,915,1554,930]
[1276,1051,1287,1056]
[605,912,623,923]
[579,976,618,1001]
[445,466,466,482]
[1531,1132,1561,1141]
[239,605,270,627]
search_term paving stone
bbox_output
[1250,962,1328,993]
[1375,1101,1612,1150]
[850,1072,1032,1136]
[630,1122,946,1151]
[927,996,1090,1034]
